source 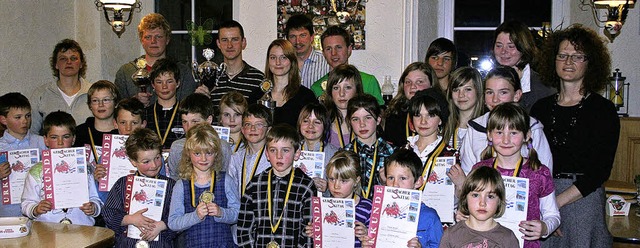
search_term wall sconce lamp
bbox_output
[607,69,631,116]
[592,0,634,41]
[94,0,142,38]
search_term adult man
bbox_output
[285,14,330,88]
[310,26,384,105]
[195,20,264,113]
[114,13,196,107]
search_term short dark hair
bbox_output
[493,20,537,70]
[425,37,458,68]
[321,26,352,48]
[179,93,214,119]
[150,58,180,82]
[50,39,87,79]
[43,111,76,137]
[285,14,314,36]
[384,149,423,180]
[87,80,120,107]
[219,20,245,38]
[0,93,30,117]
[115,98,145,119]
[243,104,272,127]
[266,124,301,151]
[408,93,446,128]
[458,166,506,218]
[125,128,162,161]
[485,66,522,92]
[346,94,381,121]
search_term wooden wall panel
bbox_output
[610,117,640,183]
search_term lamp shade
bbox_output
[594,0,635,6]
[100,0,137,9]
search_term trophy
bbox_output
[192,48,225,90]
[258,79,276,120]
[131,58,151,93]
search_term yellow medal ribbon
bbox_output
[241,145,266,195]
[493,157,523,177]
[405,113,416,139]
[335,117,354,148]
[302,141,324,152]
[153,103,179,146]
[233,141,242,153]
[267,168,295,234]
[453,127,459,150]
[191,170,216,207]
[418,139,447,191]
[354,140,379,198]
[87,127,99,164]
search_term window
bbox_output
[156,0,233,64]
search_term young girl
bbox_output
[305,150,372,247]
[473,103,559,248]
[322,64,364,149]
[442,67,485,151]
[219,91,248,152]
[458,66,553,174]
[168,123,239,247]
[297,102,339,194]
[344,94,394,200]
[440,166,519,247]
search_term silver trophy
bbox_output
[131,58,151,93]
[258,79,276,118]
[192,48,225,90]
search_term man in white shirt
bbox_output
[285,14,330,88]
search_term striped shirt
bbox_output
[209,61,265,113]
[300,50,330,88]
[355,197,373,248]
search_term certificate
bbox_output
[368,185,421,247]
[84,144,102,177]
[294,151,325,179]
[100,134,135,192]
[495,176,529,248]
[42,148,90,209]
[421,156,455,223]
[1,149,40,205]
[212,125,231,142]
[125,176,168,241]
[311,197,356,248]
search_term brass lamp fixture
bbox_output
[607,69,631,116]
[94,0,142,38]
[592,0,634,41]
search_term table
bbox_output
[608,203,640,247]
[2,221,114,248]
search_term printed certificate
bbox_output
[1,149,40,205]
[84,144,102,176]
[495,176,529,248]
[212,125,231,143]
[100,134,135,192]
[42,148,90,209]
[311,197,356,247]
[126,176,168,241]
[368,185,421,248]
[421,156,456,223]
[294,151,325,179]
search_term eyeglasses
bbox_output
[242,122,268,129]
[556,54,588,63]
[90,98,114,105]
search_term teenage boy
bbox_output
[237,124,316,247]
[167,93,233,180]
[103,128,176,247]
[144,58,183,150]
[0,92,48,216]
[21,111,102,226]
[73,80,120,148]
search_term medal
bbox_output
[60,217,72,224]
[267,241,280,248]
[135,240,149,248]
[199,191,214,203]
[191,171,216,207]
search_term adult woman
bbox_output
[425,37,457,93]
[265,39,317,127]
[531,24,620,247]
[31,39,93,134]
[382,62,438,147]
[442,67,485,150]
[493,20,555,112]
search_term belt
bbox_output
[553,172,584,180]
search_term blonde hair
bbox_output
[178,124,223,179]
[325,150,362,196]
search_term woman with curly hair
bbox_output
[531,24,620,248]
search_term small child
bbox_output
[219,91,248,152]
[439,166,519,247]
[73,80,120,148]
[103,128,177,247]
[321,64,363,149]
[112,97,147,135]
[168,124,239,247]
[344,94,394,199]
[297,102,339,195]
[144,58,184,150]
[305,150,372,247]
[21,111,102,225]
[237,124,316,247]
[0,92,47,217]
[167,93,232,181]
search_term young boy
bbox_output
[20,111,102,225]
[73,80,120,148]
[0,92,48,217]
[236,124,316,247]
[103,128,176,247]
[144,58,183,150]
[167,93,232,181]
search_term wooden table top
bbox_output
[2,221,114,248]
[608,204,640,244]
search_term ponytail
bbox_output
[526,140,542,171]
[480,140,494,161]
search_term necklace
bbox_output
[549,93,586,146]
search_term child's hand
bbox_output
[455,209,468,222]
[0,161,11,180]
[93,163,107,180]
[196,202,208,220]
[360,234,374,248]
[354,221,368,240]
[206,202,221,217]
[378,169,386,185]
[194,85,212,97]
[141,220,166,241]
[34,200,52,216]
[447,163,466,188]
[304,221,313,237]
[312,178,327,192]
[135,92,152,107]
[80,202,95,216]
[519,220,548,240]
[407,237,422,248]
[126,208,156,231]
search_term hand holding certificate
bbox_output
[1,149,40,205]
[42,148,90,209]
[421,156,456,223]
[125,175,168,241]
[368,185,421,248]
[311,197,356,248]
[100,134,136,191]
[496,176,529,248]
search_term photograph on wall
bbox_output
[277,0,367,50]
